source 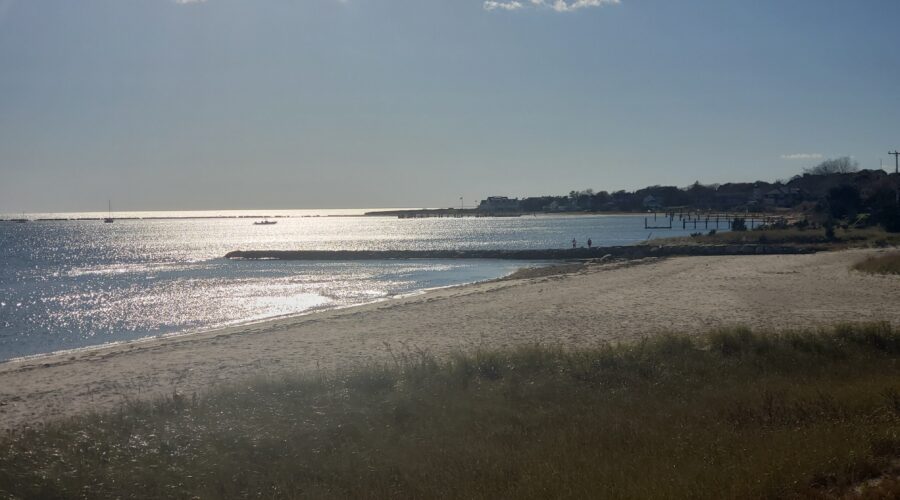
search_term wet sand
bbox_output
[1,249,898,431]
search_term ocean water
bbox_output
[0,211,716,360]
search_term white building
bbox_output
[477,196,520,212]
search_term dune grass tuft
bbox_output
[854,252,900,275]
[2,323,900,498]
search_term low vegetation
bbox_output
[2,324,900,498]
[663,226,900,250]
[854,252,900,275]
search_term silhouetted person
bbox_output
[587,238,592,248]
[572,238,577,249]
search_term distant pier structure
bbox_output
[644,211,787,231]
[366,195,527,218]
[364,208,522,219]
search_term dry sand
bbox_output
[1,248,898,431]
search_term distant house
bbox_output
[751,187,766,204]
[477,196,521,212]
[642,195,662,210]
[763,187,802,207]
[546,199,575,212]
[713,183,756,209]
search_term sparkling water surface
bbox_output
[0,210,712,360]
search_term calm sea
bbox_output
[0,210,711,360]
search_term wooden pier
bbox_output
[644,211,788,231]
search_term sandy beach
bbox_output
[1,248,898,431]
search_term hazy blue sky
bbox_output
[1,0,898,211]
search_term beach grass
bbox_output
[659,226,900,249]
[2,324,900,498]
[854,252,900,275]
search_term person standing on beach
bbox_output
[587,238,592,248]
[572,238,577,248]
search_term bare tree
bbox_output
[803,156,859,175]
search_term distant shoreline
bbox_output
[0,213,635,222]
[0,210,787,222]
[0,215,348,222]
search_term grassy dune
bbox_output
[2,324,900,498]
[854,252,900,275]
[660,227,900,249]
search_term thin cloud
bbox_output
[485,0,620,12]
[174,0,207,4]
[484,1,524,10]
[781,153,824,160]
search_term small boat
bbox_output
[254,220,277,225]
[104,200,114,223]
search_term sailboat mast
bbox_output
[104,199,114,223]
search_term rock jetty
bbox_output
[225,245,816,261]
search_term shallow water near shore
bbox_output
[0,210,715,360]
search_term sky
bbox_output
[1,0,898,212]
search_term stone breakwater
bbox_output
[224,245,817,261]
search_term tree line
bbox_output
[504,157,899,231]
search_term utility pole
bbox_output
[891,151,900,206]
